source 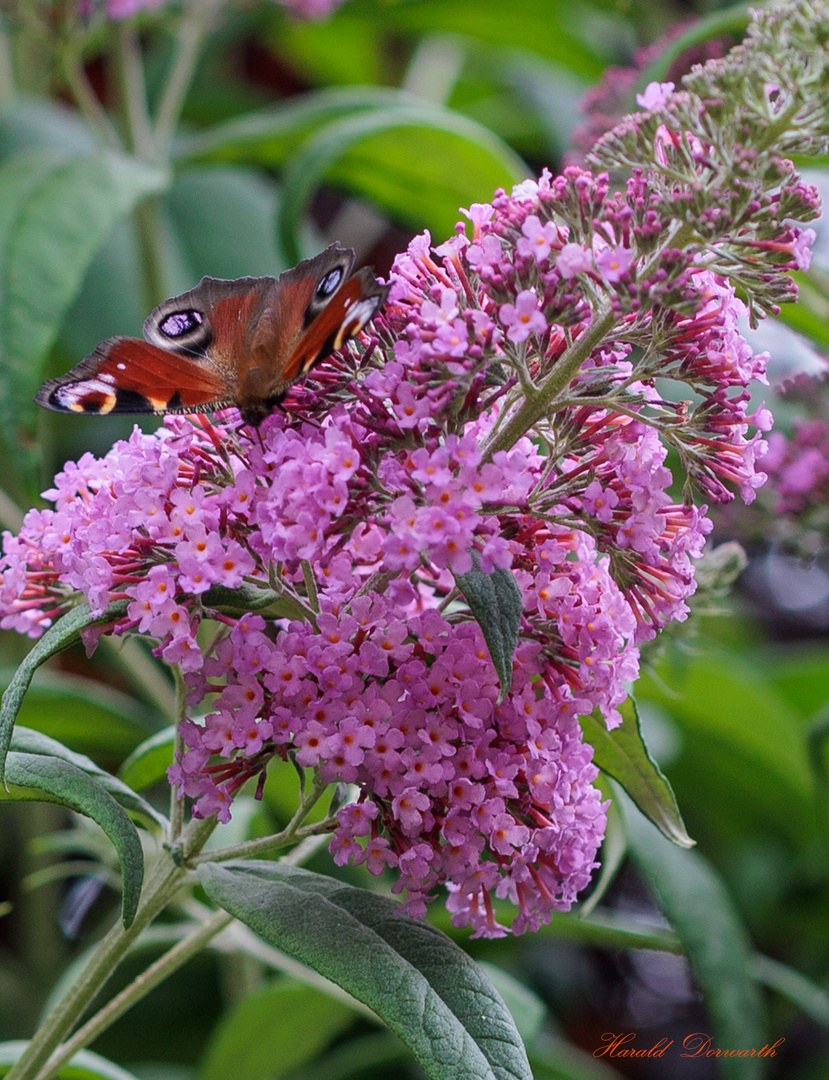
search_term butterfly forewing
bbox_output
[282,269,389,384]
[36,338,231,415]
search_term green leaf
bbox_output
[0,1042,142,1080]
[1,752,144,927]
[199,981,354,1080]
[639,648,814,846]
[11,726,167,831]
[367,0,609,72]
[119,727,176,793]
[0,665,155,759]
[198,862,532,1080]
[579,698,693,848]
[0,97,96,160]
[623,800,766,1080]
[750,953,829,1029]
[0,599,128,786]
[277,105,527,263]
[175,86,444,165]
[478,964,545,1046]
[527,1033,628,1080]
[166,166,282,280]
[272,1031,409,1080]
[454,555,522,700]
[0,151,168,433]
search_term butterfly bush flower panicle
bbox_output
[3,0,828,937]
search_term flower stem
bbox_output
[482,308,617,459]
[192,773,333,865]
[6,817,215,1080]
[169,668,189,840]
[37,909,234,1080]
[60,44,121,150]
[112,22,154,160]
[153,0,224,159]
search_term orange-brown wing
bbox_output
[280,268,389,385]
[35,338,231,415]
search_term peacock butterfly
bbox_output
[35,244,389,427]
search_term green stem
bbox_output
[60,45,121,150]
[113,22,154,159]
[194,817,337,866]
[31,829,334,1078]
[153,0,224,159]
[301,561,320,614]
[0,20,15,107]
[169,669,188,840]
[192,774,333,865]
[134,197,171,314]
[6,817,215,1080]
[482,309,617,459]
[38,909,234,1080]
[7,860,180,1080]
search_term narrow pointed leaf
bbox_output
[199,982,354,1080]
[11,726,167,831]
[623,801,765,1080]
[198,861,532,1080]
[277,105,527,264]
[579,698,693,848]
[1,752,143,927]
[0,600,127,785]
[118,727,176,793]
[454,555,522,700]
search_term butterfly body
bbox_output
[36,245,388,427]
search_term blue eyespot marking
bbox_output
[160,310,203,338]
[317,269,343,297]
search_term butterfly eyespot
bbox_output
[317,268,343,298]
[159,310,204,338]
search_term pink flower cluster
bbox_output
[0,403,625,935]
[762,418,829,516]
[175,601,607,935]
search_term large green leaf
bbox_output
[0,1042,141,1080]
[198,861,532,1080]
[0,150,168,433]
[638,648,814,846]
[199,981,354,1080]
[11,726,167,831]
[0,97,96,161]
[277,105,527,262]
[0,666,155,759]
[118,727,176,793]
[0,600,127,785]
[1,752,143,927]
[279,0,608,78]
[165,166,282,280]
[579,698,693,847]
[174,86,441,166]
[623,801,765,1080]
